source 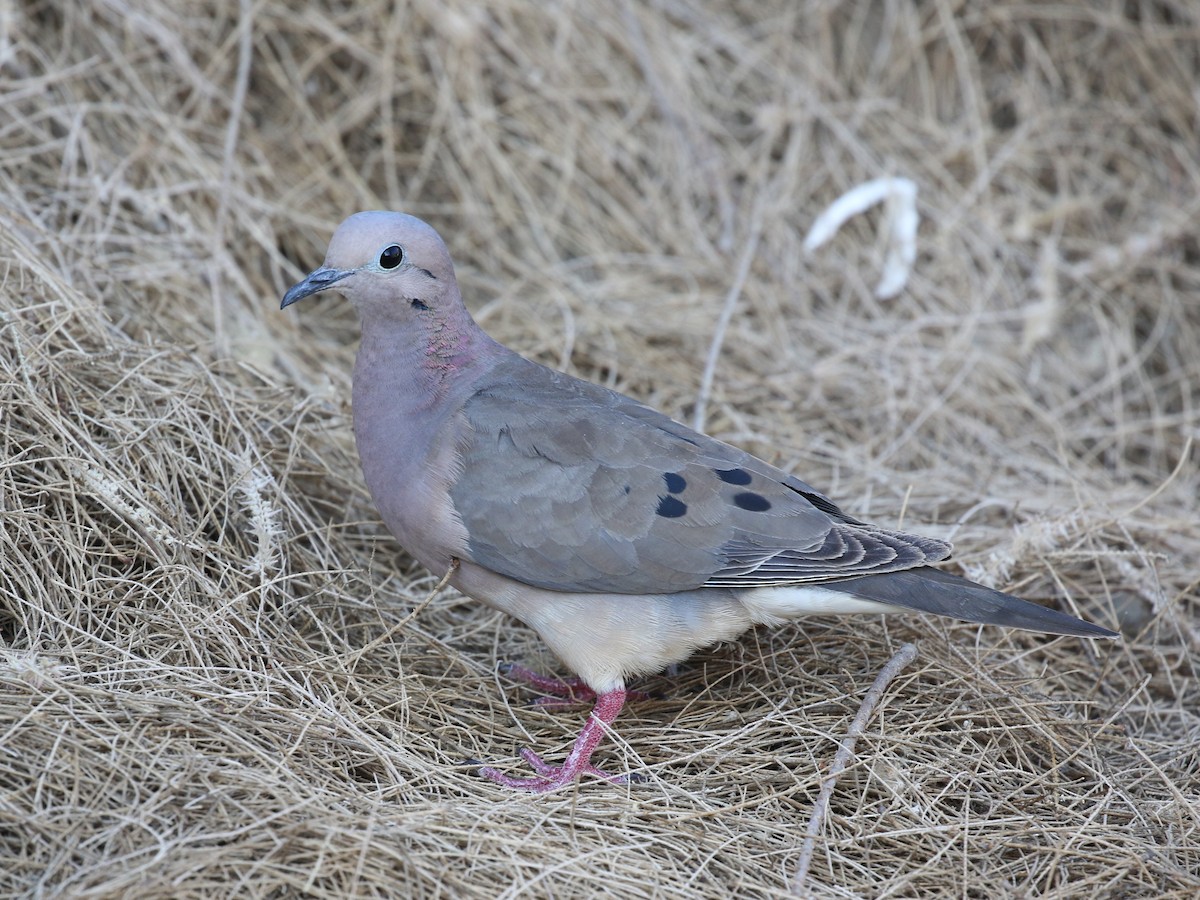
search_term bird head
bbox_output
[281,211,457,319]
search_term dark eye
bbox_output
[379,244,404,269]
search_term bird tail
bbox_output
[824,566,1118,639]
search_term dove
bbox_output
[281,211,1117,793]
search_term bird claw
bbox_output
[500,662,658,705]
[499,662,595,701]
[475,749,637,792]
[518,747,558,776]
[473,687,633,792]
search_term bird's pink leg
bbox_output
[501,662,595,701]
[501,663,656,708]
[478,688,631,792]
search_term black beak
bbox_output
[280,266,352,309]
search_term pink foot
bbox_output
[500,663,658,708]
[500,662,596,701]
[477,688,636,792]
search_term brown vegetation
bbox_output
[1,2,1197,896]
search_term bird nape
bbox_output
[280,210,1118,793]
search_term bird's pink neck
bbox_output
[419,311,485,382]
[353,308,498,414]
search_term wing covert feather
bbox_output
[449,356,950,594]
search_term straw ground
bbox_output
[1,2,1197,897]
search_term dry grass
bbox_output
[2,1,1198,897]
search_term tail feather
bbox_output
[827,566,1118,639]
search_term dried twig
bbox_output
[791,643,920,895]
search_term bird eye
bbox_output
[379,244,404,269]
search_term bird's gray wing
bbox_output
[450,356,950,595]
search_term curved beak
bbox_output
[280,266,352,309]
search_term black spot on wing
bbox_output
[714,467,752,485]
[656,496,688,518]
[663,472,687,494]
[733,491,771,512]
